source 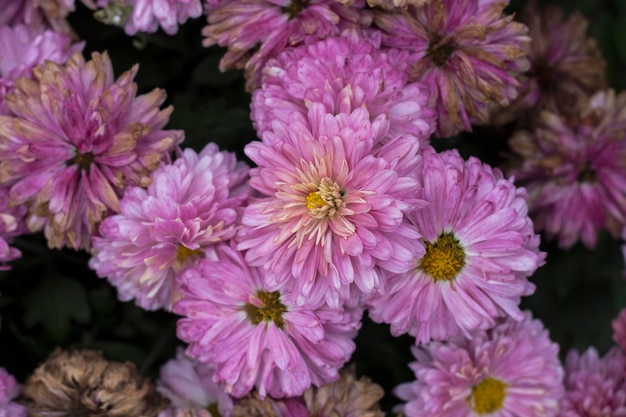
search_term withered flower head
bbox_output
[375,0,531,137]
[21,349,168,417]
[492,0,607,126]
[303,365,385,417]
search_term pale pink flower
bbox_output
[395,312,563,417]
[0,367,28,417]
[93,0,202,35]
[202,0,372,90]
[508,90,626,249]
[0,52,183,250]
[0,186,27,270]
[157,347,234,417]
[238,104,424,307]
[252,30,435,146]
[174,243,362,399]
[375,0,530,137]
[559,347,626,417]
[367,147,544,344]
[90,144,249,311]
[0,24,83,114]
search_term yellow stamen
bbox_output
[176,245,204,263]
[244,290,287,329]
[419,232,465,281]
[468,377,507,415]
[306,192,325,211]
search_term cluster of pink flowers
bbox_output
[3,0,626,416]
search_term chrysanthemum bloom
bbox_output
[238,105,424,307]
[302,365,384,417]
[558,347,626,417]
[395,312,563,417]
[157,347,233,417]
[21,349,168,417]
[0,0,90,33]
[202,0,372,91]
[375,0,530,137]
[367,147,544,344]
[508,90,626,249]
[492,0,607,126]
[0,24,83,115]
[174,243,362,399]
[0,368,28,417]
[89,144,248,311]
[0,51,183,250]
[252,30,435,146]
[0,186,27,270]
[92,0,202,35]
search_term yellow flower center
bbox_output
[176,245,204,263]
[305,178,345,219]
[419,232,465,281]
[469,377,507,415]
[244,290,287,329]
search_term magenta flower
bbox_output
[238,105,424,307]
[90,144,249,311]
[93,0,202,35]
[202,0,372,90]
[157,347,233,417]
[0,186,27,270]
[0,0,81,33]
[0,24,83,114]
[375,0,530,137]
[395,312,563,417]
[559,347,626,417]
[174,243,362,399]
[0,52,183,250]
[0,368,28,417]
[366,147,544,344]
[251,30,435,146]
[508,90,626,249]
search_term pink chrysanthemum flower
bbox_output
[202,0,372,91]
[252,30,435,145]
[0,24,83,115]
[157,347,234,417]
[93,0,202,35]
[395,312,563,417]
[0,51,183,251]
[375,0,530,137]
[492,0,607,126]
[174,243,362,399]
[90,144,249,311]
[0,367,28,417]
[0,186,27,270]
[559,347,626,417]
[366,147,544,344]
[238,105,424,307]
[508,90,626,249]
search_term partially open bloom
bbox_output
[367,147,544,344]
[252,30,435,145]
[174,244,362,399]
[0,0,82,33]
[558,347,626,417]
[0,186,27,270]
[395,312,563,417]
[93,0,202,35]
[492,0,607,126]
[0,51,183,250]
[375,0,530,137]
[0,24,83,114]
[202,0,372,90]
[0,368,28,417]
[90,144,249,311]
[238,105,424,307]
[21,349,167,417]
[157,347,233,417]
[508,90,626,249]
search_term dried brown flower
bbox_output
[303,365,385,417]
[492,0,607,126]
[20,349,168,417]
